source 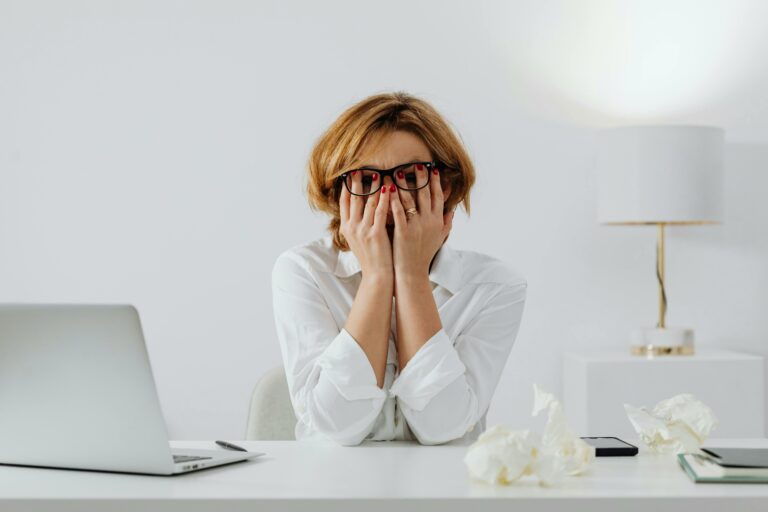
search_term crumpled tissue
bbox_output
[624,393,718,454]
[463,384,595,486]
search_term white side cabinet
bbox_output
[563,350,765,438]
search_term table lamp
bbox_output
[595,125,724,357]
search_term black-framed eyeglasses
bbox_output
[337,161,445,196]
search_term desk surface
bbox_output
[2,438,768,512]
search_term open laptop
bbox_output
[0,304,264,475]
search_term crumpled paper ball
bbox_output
[463,384,595,486]
[462,426,538,485]
[624,393,718,454]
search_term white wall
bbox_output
[1,0,767,439]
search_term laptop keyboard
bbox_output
[173,455,213,463]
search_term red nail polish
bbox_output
[351,171,357,176]
[372,173,377,180]
[433,169,438,175]
[416,164,423,170]
[381,186,386,193]
[397,171,404,179]
[389,184,396,192]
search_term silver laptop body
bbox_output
[0,304,263,475]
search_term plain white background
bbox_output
[1,0,767,439]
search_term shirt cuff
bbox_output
[389,328,466,411]
[317,328,387,402]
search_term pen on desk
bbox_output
[215,440,248,452]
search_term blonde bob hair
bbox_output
[306,91,476,252]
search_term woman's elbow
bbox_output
[413,431,455,446]
[332,429,370,446]
[305,395,379,446]
[312,416,373,446]
[402,387,480,445]
[410,420,469,445]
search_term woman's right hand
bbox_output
[339,172,393,280]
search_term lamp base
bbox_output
[629,327,695,357]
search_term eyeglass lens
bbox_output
[346,163,430,195]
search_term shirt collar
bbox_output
[333,242,461,295]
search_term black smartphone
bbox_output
[580,436,638,456]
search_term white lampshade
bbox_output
[596,125,724,225]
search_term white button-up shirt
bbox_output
[271,235,527,445]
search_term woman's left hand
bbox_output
[389,165,455,278]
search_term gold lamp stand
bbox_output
[629,223,695,357]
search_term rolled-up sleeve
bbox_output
[272,253,386,446]
[389,282,527,445]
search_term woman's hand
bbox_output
[389,166,454,278]
[339,171,393,279]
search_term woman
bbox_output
[272,92,527,446]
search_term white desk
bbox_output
[1,438,768,512]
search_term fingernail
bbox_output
[389,184,396,192]
[397,171,404,179]
[416,164,423,170]
[433,169,438,175]
[372,173,377,180]
[381,186,386,193]
[351,171,357,176]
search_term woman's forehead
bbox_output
[354,130,432,168]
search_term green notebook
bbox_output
[678,453,768,483]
